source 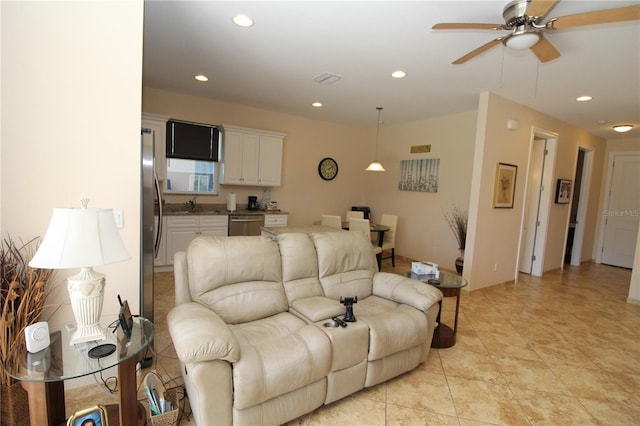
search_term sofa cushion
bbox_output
[230,312,332,409]
[355,295,429,361]
[310,232,376,300]
[186,236,286,324]
[277,233,324,303]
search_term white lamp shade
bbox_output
[29,207,130,269]
[365,161,386,172]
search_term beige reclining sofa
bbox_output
[167,231,442,425]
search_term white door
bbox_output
[520,138,546,274]
[601,154,640,268]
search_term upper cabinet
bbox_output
[219,125,286,186]
[142,113,169,181]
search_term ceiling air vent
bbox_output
[312,72,342,85]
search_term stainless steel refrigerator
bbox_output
[141,127,163,323]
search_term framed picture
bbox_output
[493,162,517,208]
[67,405,108,426]
[398,158,440,192]
[555,179,572,204]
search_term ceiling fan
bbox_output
[432,0,640,64]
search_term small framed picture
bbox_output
[555,179,572,204]
[493,162,517,208]
[67,405,108,426]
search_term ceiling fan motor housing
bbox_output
[503,0,536,28]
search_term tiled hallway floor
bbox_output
[67,258,640,425]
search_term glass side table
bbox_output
[3,316,154,426]
[405,270,468,348]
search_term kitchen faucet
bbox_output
[186,196,197,212]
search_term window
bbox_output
[165,158,217,194]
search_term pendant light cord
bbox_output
[375,107,383,160]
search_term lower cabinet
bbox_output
[165,215,228,265]
[264,214,288,227]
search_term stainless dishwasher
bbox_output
[228,214,265,236]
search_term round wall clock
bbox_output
[318,157,338,181]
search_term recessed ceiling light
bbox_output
[576,95,592,102]
[613,124,633,133]
[312,102,323,108]
[391,70,407,79]
[194,74,208,82]
[233,14,254,27]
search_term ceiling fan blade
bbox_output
[452,38,503,64]
[526,0,558,19]
[432,23,504,30]
[550,5,640,29]
[530,36,561,63]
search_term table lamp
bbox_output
[29,198,130,345]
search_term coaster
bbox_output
[88,343,116,359]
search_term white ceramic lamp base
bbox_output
[68,267,106,346]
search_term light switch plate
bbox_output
[113,210,124,228]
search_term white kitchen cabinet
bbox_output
[220,125,286,186]
[264,214,288,227]
[165,215,228,265]
[142,113,169,181]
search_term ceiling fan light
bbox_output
[505,32,540,50]
[365,161,386,172]
[613,125,633,133]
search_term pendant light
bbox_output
[365,107,386,172]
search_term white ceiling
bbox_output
[143,1,640,139]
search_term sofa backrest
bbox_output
[186,236,287,324]
[309,232,376,300]
[277,233,324,304]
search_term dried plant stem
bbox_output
[1,237,55,386]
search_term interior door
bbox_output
[520,138,546,274]
[601,153,640,268]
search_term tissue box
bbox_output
[411,261,438,275]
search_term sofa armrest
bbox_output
[290,296,344,322]
[174,251,192,305]
[167,302,240,364]
[372,272,442,311]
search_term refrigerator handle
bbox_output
[154,171,163,257]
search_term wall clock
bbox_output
[318,157,338,181]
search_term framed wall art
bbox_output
[398,158,440,192]
[555,179,572,204]
[493,162,517,208]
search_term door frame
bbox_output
[596,150,640,264]
[516,127,558,280]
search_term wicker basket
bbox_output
[148,387,179,426]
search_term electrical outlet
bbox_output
[493,263,498,272]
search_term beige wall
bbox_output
[1,1,143,333]
[364,110,478,269]
[466,92,606,291]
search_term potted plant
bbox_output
[443,205,468,273]
[1,237,55,426]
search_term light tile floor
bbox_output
[67,257,640,425]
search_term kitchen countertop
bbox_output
[162,203,287,216]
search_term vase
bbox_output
[1,381,30,426]
[455,249,464,274]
